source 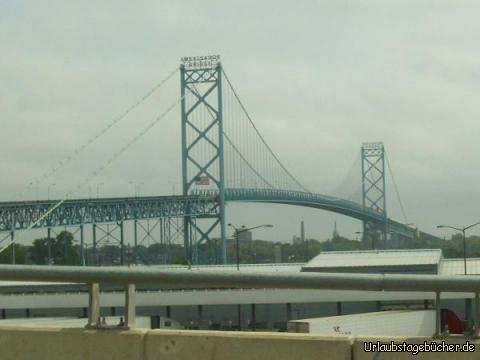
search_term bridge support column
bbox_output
[86,283,100,327]
[180,58,227,265]
[435,292,441,338]
[125,283,136,328]
[361,142,387,248]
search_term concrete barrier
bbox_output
[0,326,147,360]
[2,326,480,360]
[353,336,480,359]
[145,330,352,360]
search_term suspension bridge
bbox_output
[0,55,438,265]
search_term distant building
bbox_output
[238,227,252,242]
[293,221,305,244]
[332,220,340,240]
[301,249,442,274]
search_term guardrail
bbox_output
[0,265,479,336]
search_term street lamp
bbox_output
[228,223,273,270]
[437,221,480,334]
[129,181,143,197]
[48,183,56,200]
[437,221,480,275]
[96,182,104,198]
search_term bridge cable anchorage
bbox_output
[385,153,409,224]
[221,68,310,193]
[0,94,184,255]
[15,67,179,201]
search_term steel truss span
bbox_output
[0,195,219,231]
[0,190,437,243]
[195,188,430,240]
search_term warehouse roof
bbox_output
[301,249,442,274]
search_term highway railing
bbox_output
[0,265,480,336]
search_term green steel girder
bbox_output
[192,188,426,241]
[361,142,387,247]
[181,60,226,264]
[0,195,219,231]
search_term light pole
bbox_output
[228,224,273,270]
[96,182,104,198]
[437,221,480,275]
[48,184,56,200]
[437,221,480,334]
[129,181,143,197]
[129,181,136,197]
[29,182,39,200]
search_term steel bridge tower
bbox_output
[180,55,226,264]
[361,142,387,248]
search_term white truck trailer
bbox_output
[287,309,464,337]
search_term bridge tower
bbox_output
[361,142,387,248]
[180,55,226,264]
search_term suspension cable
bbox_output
[221,67,310,193]
[385,153,409,224]
[223,133,276,189]
[0,94,184,254]
[16,67,179,200]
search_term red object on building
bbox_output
[442,309,465,334]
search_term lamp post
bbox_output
[96,182,104,198]
[437,221,480,275]
[228,224,273,270]
[129,181,143,197]
[48,184,56,200]
[437,221,480,334]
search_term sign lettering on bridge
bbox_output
[180,55,220,69]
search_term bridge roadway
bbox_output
[0,188,436,240]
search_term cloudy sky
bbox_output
[2,1,480,245]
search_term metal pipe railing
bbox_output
[0,265,479,336]
[0,265,480,291]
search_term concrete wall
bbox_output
[145,330,352,360]
[0,326,479,360]
[0,327,147,360]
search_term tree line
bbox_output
[0,230,476,265]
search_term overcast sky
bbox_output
[2,1,480,245]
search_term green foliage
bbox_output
[31,231,81,265]
[0,243,28,264]
[13,229,480,267]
